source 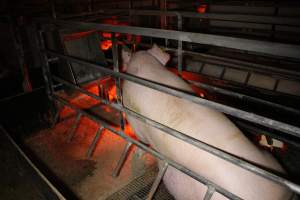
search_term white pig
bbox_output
[121,44,292,200]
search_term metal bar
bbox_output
[51,77,300,195]
[0,126,66,200]
[58,9,300,26]
[127,9,300,26]
[203,185,215,200]
[188,80,300,115]
[50,0,57,19]
[112,34,125,130]
[124,107,300,194]
[147,162,169,200]
[67,112,82,142]
[38,19,300,59]
[46,51,300,138]
[234,120,300,148]
[141,43,300,82]
[53,95,242,200]
[176,13,183,76]
[86,126,104,158]
[51,103,62,128]
[35,28,58,123]
[36,30,55,100]
[112,142,133,177]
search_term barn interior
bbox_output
[1,0,300,199]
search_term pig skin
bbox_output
[122,46,292,200]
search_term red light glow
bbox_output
[197,5,207,14]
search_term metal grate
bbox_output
[106,167,174,200]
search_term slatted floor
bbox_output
[106,167,174,200]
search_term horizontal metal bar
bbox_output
[37,19,300,59]
[53,95,242,200]
[54,75,300,148]
[128,9,300,26]
[58,9,300,26]
[53,75,300,194]
[47,51,300,138]
[188,80,300,115]
[136,43,300,82]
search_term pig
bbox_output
[121,44,292,200]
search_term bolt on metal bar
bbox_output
[203,185,216,200]
[51,76,300,194]
[53,95,242,200]
[147,162,169,200]
[112,142,133,177]
[86,126,104,158]
[46,50,300,138]
[67,113,82,142]
[37,19,300,59]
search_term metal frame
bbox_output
[35,18,300,199]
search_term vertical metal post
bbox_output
[51,102,62,128]
[177,13,183,76]
[67,113,82,142]
[112,34,125,130]
[112,142,133,177]
[50,0,57,19]
[35,25,57,123]
[86,126,104,158]
[147,162,169,200]
[203,185,215,200]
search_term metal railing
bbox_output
[34,18,300,199]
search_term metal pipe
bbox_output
[58,9,300,26]
[86,126,104,158]
[147,162,169,200]
[53,95,242,200]
[203,185,215,200]
[112,35,125,130]
[137,43,300,82]
[52,76,300,194]
[67,113,82,142]
[188,80,300,115]
[37,19,300,59]
[112,142,133,177]
[46,51,300,138]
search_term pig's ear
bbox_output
[121,47,132,71]
[147,44,170,66]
